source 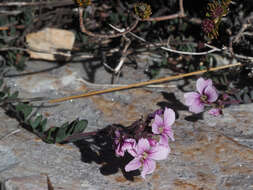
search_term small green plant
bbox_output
[0,78,88,144]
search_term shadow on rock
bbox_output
[157,92,188,115]
[73,125,140,181]
[184,113,203,122]
[157,92,204,122]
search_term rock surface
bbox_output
[1,61,253,190]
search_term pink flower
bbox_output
[208,108,222,116]
[148,136,159,147]
[125,138,170,179]
[114,130,136,157]
[152,108,175,146]
[184,78,218,113]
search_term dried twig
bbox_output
[161,46,222,55]
[233,15,253,43]
[229,14,253,57]
[0,23,25,31]
[48,62,242,103]
[0,129,21,141]
[107,24,132,75]
[0,10,23,15]
[128,30,253,61]
[143,0,185,21]
[0,0,73,7]
[127,30,223,55]
[114,36,131,74]
[76,78,176,89]
[205,44,253,61]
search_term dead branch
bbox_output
[142,0,185,21]
[49,62,242,103]
[0,0,73,7]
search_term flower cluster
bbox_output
[184,78,218,114]
[202,19,217,39]
[75,0,91,8]
[134,2,152,19]
[184,77,239,116]
[113,108,175,179]
[202,0,231,39]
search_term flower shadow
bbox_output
[157,92,188,114]
[73,124,140,181]
[157,92,203,122]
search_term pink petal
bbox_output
[137,138,150,154]
[127,147,137,157]
[189,99,204,113]
[196,78,212,94]
[164,108,175,126]
[114,130,120,145]
[148,137,158,147]
[159,134,169,146]
[141,159,156,179]
[208,108,221,116]
[152,115,163,134]
[204,85,218,103]
[164,127,174,141]
[121,138,136,156]
[184,92,200,106]
[149,145,170,160]
[115,130,120,138]
[123,138,136,149]
[114,139,119,145]
[115,145,124,157]
[125,157,142,172]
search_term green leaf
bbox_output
[40,118,47,132]
[10,26,16,36]
[54,120,87,143]
[3,86,10,94]
[8,91,19,99]
[15,103,33,118]
[0,79,3,87]
[30,115,42,130]
[55,123,69,143]
[45,127,58,144]
[161,57,168,66]
[0,91,6,99]
[72,120,88,134]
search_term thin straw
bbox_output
[49,62,241,103]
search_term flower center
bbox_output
[158,126,164,133]
[140,152,148,163]
[200,95,208,103]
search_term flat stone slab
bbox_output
[0,145,18,173]
[1,61,253,189]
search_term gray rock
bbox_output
[0,145,18,173]
[3,175,48,190]
[1,60,253,189]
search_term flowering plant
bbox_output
[184,77,239,116]
[112,107,175,179]
[202,0,231,39]
[184,77,218,114]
